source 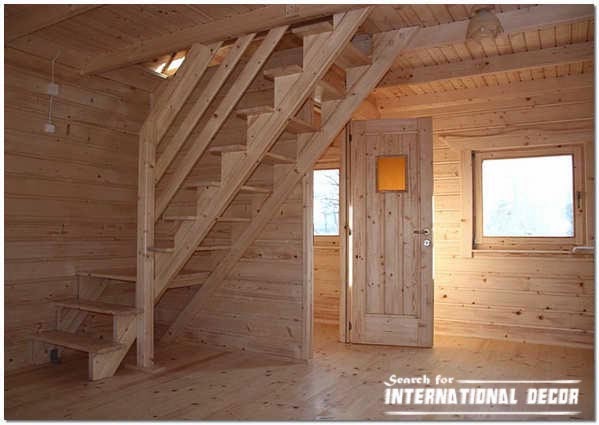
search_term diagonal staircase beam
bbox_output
[161,25,420,342]
[154,7,374,297]
[155,26,288,217]
[155,34,256,181]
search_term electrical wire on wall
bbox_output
[44,51,61,133]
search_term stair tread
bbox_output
[162,215,197,221]
[185,180,271,193]
[210,145,294,165]
[149,246,174,253]
[235,105,274,119]
[78,269,210,286]
[337,43,371,68]
[286,116,318,134]
[263,64,302,80]
[291,21,334,37]
[216,216,251,223]
[54,298,138,316]
[196,245,231,251]
[169,271,210,289]
[208,144,246,154]
[32,330,124,354]
[77,270,136,283]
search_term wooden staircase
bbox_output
[30,7,419,380]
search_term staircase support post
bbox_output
[136,123,156,368]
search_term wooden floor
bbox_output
[5,325,594,420]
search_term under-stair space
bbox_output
[29,7,417,380]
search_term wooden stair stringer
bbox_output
[162,25,420,342]
[155,26,288,218]
[87,314,137,380]
[154,7,374,297]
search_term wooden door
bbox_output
[349,118,433,347]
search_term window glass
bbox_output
[481,155,574,237]
[313,169,339,235]
[377,156,407,191]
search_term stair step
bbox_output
[291,21,334,37]
[32,330,124,354]
[263,64,302,80]
[162,215,197,221]
[234,104,316,135]
[168,271,210,289]
[208,144,247,154]
[262,66,343,101]
[216,216,251,223]
[209,143,295,165]
[293,20,370,69]
[196,245,231,252]
[337,43,371,69]
[235,106,274,119]
[77,270,136,283]
[239,185,271,194]
[54,298,138,316]
[286,116,318,134]
[79,269,210,288]
[185,180,271,194]
[148,246,174,254]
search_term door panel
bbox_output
[349,118,433,347]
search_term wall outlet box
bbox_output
[47,82,59,96]
[44,122,56,133]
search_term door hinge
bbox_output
[348,321,352,331]
[345,224,352,236]
[348,133,352,143]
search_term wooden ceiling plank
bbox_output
[379,41,594,89]
[406,5,593,52]
[379,73,593,114]
[5,4,101,42]
[82,4,363,74]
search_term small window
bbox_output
[313,169,339,235]
[377,156,407,192]
[474,146,584,250]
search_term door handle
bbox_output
[413,228,431,236]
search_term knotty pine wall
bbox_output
[4,48,150,371]
[309,82,594,348]
[379,82,595,348]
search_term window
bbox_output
[313,169,339,235]
[377,156,407,192]
[473,146,584,250]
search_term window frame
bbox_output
[473,145,585,251]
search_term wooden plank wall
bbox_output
[308,83,594,348]
[4,47,149,371]
[314,236,341,325]
[379,83,595,348]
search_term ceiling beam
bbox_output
[82,4,363,75]
[5,4,101,42]
[377,73,593,116]
[379,41,594,89]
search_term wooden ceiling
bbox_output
[377,19,594,100]
[4,4,594,98]
[4,4,530,60]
